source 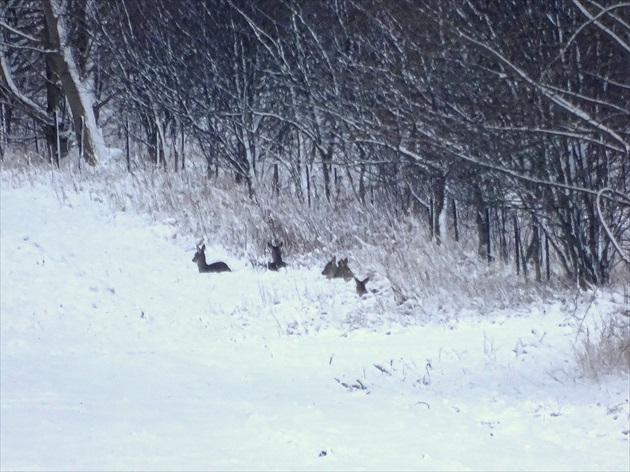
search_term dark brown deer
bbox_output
[322,256,338,279]
[335,258,355,281]
[354,276,370,296]
[267,241,287,271]
[192,243,231,273]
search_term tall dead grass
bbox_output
[0,152,607,322]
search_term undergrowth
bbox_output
[2,151,628,377]
[571,277,630,377]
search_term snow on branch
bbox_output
[0,52,52,125]
[459,32,630,155]
[571,0,630,54]
[597,188,630,266]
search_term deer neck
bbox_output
[197,256,211,272]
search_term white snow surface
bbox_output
[1,183,628,471]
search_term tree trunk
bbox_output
[514,215,521,276]
[432,175,445,245]
[306,163,312,209]
[474,185,490,261]
[320,145,333,202]
[500,208,509,263]
[532,224,542,282]
[545,231,551,281]
[451,198,459,242]
[42,0,102,166]
[273,163,280,197]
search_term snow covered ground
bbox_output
[1,181,628,471]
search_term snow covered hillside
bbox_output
[1,181,628,471]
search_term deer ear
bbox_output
[201,244,206,251]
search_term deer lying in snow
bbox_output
[354,276,370,297]
[267,241,287,271]
[323,256,371,296]
[322,256,354,281]
[192,243,231,273]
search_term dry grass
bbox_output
[569,280,630,378]
[0,152,571,317]
[575,311,630,377]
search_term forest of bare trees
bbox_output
[1,0,629,286]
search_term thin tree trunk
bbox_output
[306,163,312,209]
[180,124,185,171]
[533,224,542,282]
[500,208,508,263]
[474,186,490,260]
[451,198,459,242]
[125,117,131,173]
[433,175,445,245]
[545,231,551,281]
[273,163,280,197]
[53,110,60,168]
[485,208,492,263]
[321,149,332,202]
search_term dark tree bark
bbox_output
[42,0,101,165]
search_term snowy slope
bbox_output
[1,184,628,471]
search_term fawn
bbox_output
[192,243,231,273]
[354,277,370,296]
[267,241,287,271]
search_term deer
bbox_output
[354,276,370,296]
[322,256,338,279]
[267,241,287,271]
[335,257,355,281]
[192,243,231,273]
[322,256,355,281]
